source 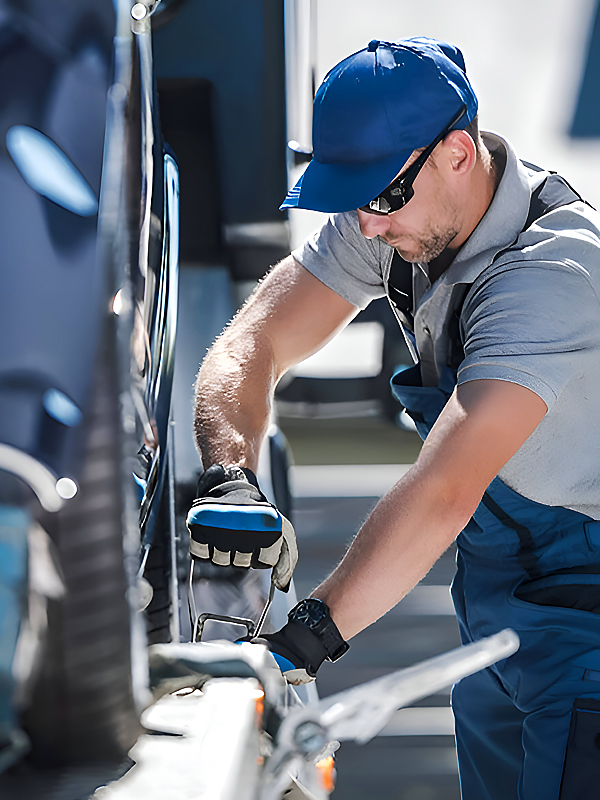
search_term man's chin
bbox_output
[393,241,452,265]
[391,244,421,263]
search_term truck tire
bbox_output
[21,346,142,767]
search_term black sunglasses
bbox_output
[360,104,468,215]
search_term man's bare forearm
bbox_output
[194,326,277,472]
[193,257,358,474]
[311,466,473,640]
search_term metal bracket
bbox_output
[193,612,256,643]
[131,1,162,33]
[188,559,276,642]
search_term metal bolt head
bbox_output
[131,3,148,20]
[293,721,327,756]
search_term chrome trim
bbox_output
[223,221,290,249]
[167,419,180,643]
[135,24,155,282]
[284,0,317,155]
[0,444,63,512]
[133,11,180,544]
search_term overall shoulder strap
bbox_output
[497,170,590,263]
[384,168,590,364]
[524,172,586,226]
[386,250,414,330]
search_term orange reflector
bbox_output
[315,755,336,793]
[253,689,265,727]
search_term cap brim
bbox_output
[280,150,413,213]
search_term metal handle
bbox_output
[193,612,256,643]
[253,577,276,638]
[189,560,277,642]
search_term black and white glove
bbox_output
[254,598,349,685]
[186,464,298,592]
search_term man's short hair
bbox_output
[464,114,481,151]
[417,113,481,160]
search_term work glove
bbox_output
[254,622,328,685]
[253,598,350,685]
[186,464,298,592]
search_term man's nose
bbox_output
[357,208,391,239]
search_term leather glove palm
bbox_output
[186,464,298,592]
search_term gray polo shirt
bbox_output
[292,133,600,519]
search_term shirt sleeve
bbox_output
[457,261,600,408]
[291,211,389,309]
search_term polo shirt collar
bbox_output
[440,132,540,287]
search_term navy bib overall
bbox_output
[387,174,600,799]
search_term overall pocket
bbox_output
[514,566,600,615]
[559,698,600,799]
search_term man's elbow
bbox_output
[407,458,489,539]
[440,481,487,534]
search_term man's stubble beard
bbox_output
[386,193,461,264]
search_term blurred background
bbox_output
[2,0,600,797]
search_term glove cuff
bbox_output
[197,464,264,500]
[287,598,349,662]
[267,620,329,678]
[239,467,260,489]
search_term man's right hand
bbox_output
[186,464,298,592]
[253,598,350,685]
[253,623,328,685]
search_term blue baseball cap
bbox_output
[281,37,478,213]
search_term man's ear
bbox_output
[443,129,477,175]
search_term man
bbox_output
[187,37,600,799]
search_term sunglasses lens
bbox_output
[399,183,414,205]
[368,195,392,214]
